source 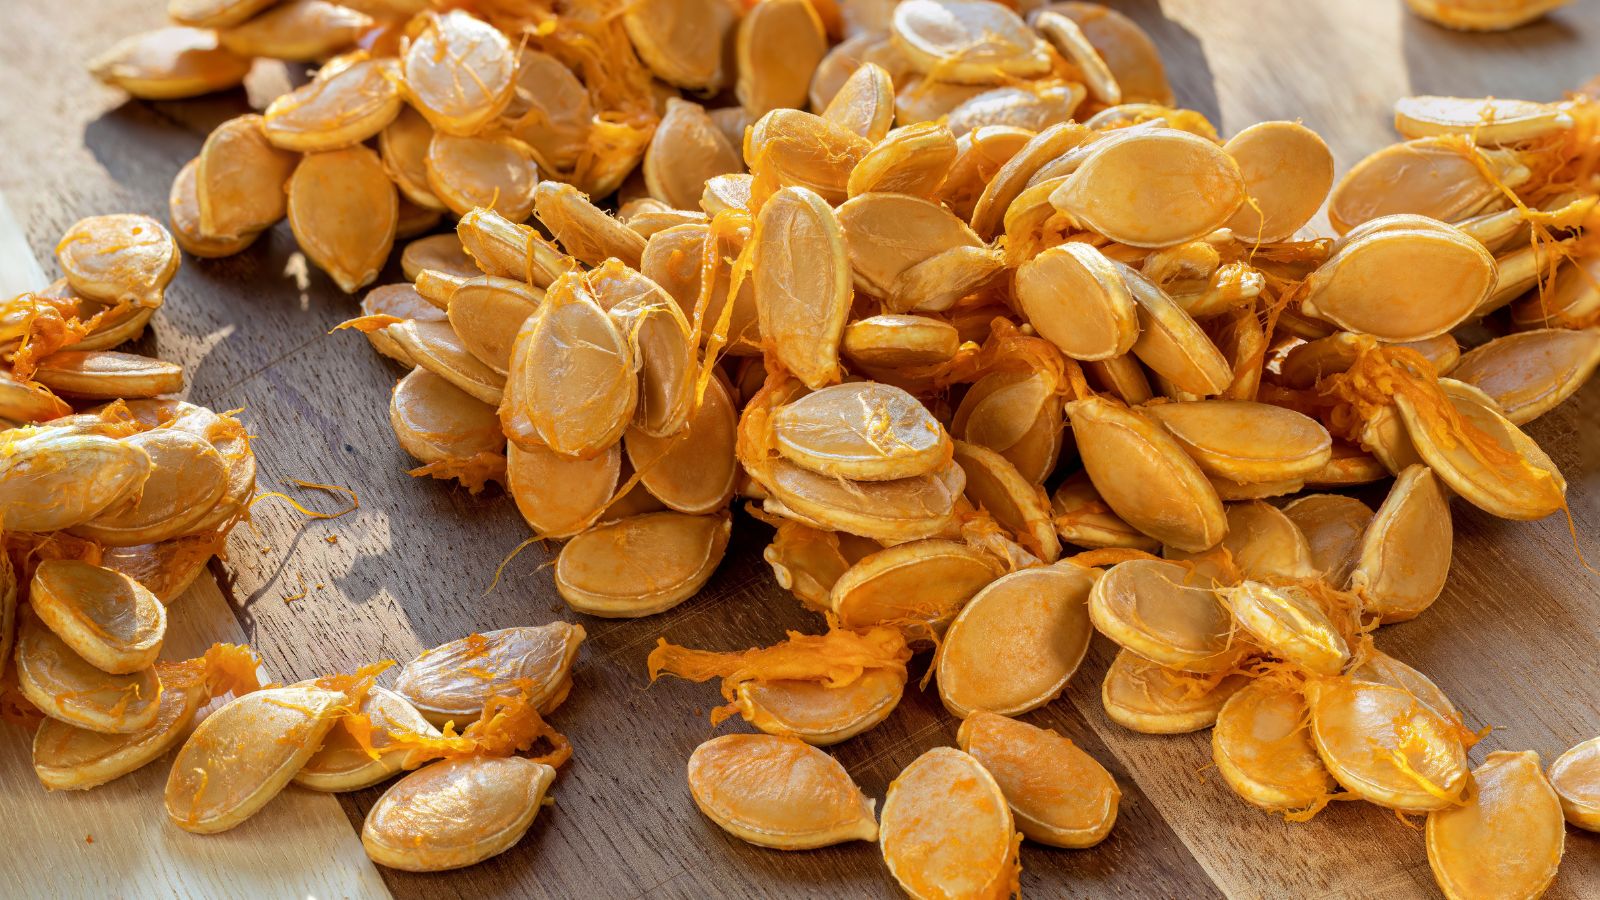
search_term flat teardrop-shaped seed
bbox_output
[1047,3,1172,104]
[772,382,950,481]
[736,0,829,115]
[402,234,477,282]
[1302,224,1495,341]
[823,62,897,143]
[1511,251,1600,329]
[689,734,878,849]
[1450,328,1600,425]
[425,132,541,221]
[886,243,1006,313]
[287,146,397,294]
[31,351,184,399]
[891,0,1051,83]
[830,539,1004,631]
[735,667,907,747]
[1015,243,1138,361]
[752,187,852,389]
[599,266,695,436]
[1167,500,1318,585]
[1051,129,1245,248]
[745,109,873,204]
[880,747,1019,899]
[625,375,738,514]
[1050,471,1160,552]
[1066,397,1226,552]
[395,623,587,727]
[1118,264,1234,396]
[1034,10,1120,104]
[31,665,206,790]
[400,10,516,135]
[16,611,161,734]
[506,441,620,538]
[88,27,251,99]
[842,314,960,368]
[1221,121,1335,244]
[1219,582,1349,675]
[1089,558,1242,673]
[1427,751,1565,900]
[555,512,731,617]
[363,757,556,871]
[196,114,298,238]
[1306,677,1468,812]
[957,710,1119,848]
[939,124,1033,220]
[294,687,440,792]
[701,173,754,216]
[216,0,370,60]
[763,457,967,543]
[1145,399,1333,484]
[446,276,542,374]
[846,122,958,198]
[30,560,166,675]
[390,367,505,472]
[624,0,737,90]
[1328,137,1522,234]
[642,222,761,353]
[1395,95,1572,145]
[1549,737,1600,831]
[262,58,400,153]
[70,429,226,547]
[1212,677,1337,816]
[514,276,637,457]
[0,428,151,532]
[56,214,179,308]
[1277,330,1462,390]
[646,99,743,211]
[953,441,1060,561]
[937,565,1094,717]
[1102,648,1250,734]
[1282,494,1374,585]
[380,105,444,211]
[534,181,647,268]
[1348,465,1452,623]
[1395,389,1566,520]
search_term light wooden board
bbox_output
[1,0,1598,897]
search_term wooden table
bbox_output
[3,0,1599,897]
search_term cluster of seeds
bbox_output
[57,0,1600,894]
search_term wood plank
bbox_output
[1,0,1598,897]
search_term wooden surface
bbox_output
[2,0,1599,897]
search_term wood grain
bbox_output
[2,0,1598,897]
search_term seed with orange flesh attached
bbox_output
[688,734,877,849]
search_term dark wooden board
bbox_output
[2,0,1599,897]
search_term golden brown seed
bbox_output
[16,611,161,734]
[31,351,184,400]
[534,182,647,269]
[772,382,951,482]
[736,0,829,115]
[937,565,1095,717]
[625,0,737,90]
[88,27,251,100]
[958,711,1119,848]
[0,427,151,532]
[1306,677,1468,812]
[1281,494,1374,585]
[1050,129,1246,248]
[1548,737,1600,831]
[380,105,445,211]
[751,187,852,389]
[217,0,371,61]
[1089,558,1242,673]
[624,375,739,515]
[823,62,897,143]
[262,58,401,153]
[390,319,506,406]
[29,560,166,675]
[1349,465,1451,623]
[56,214,179,308]
[1212,678,1337,817]
[286,146,397,294]
[1102,648,1250,734]
[645,99,743,211]
[197,114,299,238]
[829,539,1003,631]
[395,623,586,726]
[363,757,556,871]
[425,133,541,221]
[69,429,226,547]
[891,0,1051,84]
[169,158,258,258]
[1449,328,1600,425]
[1144,400,1332,484]
[554,512,732,617]
[1222,121,1335,244]
[880,747,1019,900]
[1426,750,1565,900]
[688,734,878,849]
[510,275,636,457]
[400,10,516,135]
